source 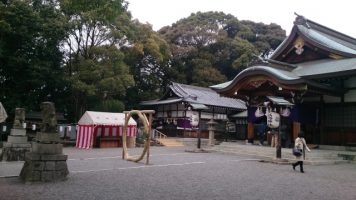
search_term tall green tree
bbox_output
[159,11,286,83]
[159,12,235,84]
[239,20,286,57]
[123,21,171,108]
[0,0,68,116]
[60,0,134,119]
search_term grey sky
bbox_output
[127,0,356,38]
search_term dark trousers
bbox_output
[292,161,304,172]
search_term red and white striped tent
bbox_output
[76,111,137,149]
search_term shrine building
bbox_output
[211,15,356,146]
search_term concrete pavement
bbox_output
[1,146,356,200]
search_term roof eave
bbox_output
[270,26,299,60]
[305,17,356,45]
[296,28,356,58]
[213,67,303,94]
[301,69,356,80]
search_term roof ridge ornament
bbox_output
[293,36,305,55]
[294,13,310,28]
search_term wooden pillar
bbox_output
[247,122,254,143]
[341,93,345,145]
[146,112,153,165]
[319,95,325,144]
[293,121,300,140]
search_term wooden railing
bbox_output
[153,129,167,140]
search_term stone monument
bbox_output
[20,102,69,182]
[207,119,217,146]
[1,108,31,161]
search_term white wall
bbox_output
[323,95,341,103]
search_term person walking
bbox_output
[292,131,311,173]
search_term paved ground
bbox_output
[1,146,356,200]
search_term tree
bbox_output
[0,0,68,116]
[60,0,134,119]
[208,35,257,78]
[159,12,253,83]
[123,21,172,108]
[159,11,286,84]
[239,20,286,57]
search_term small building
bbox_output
[76,111,137,149]
[212,15,356,146]
[141,82,247,139]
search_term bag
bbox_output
[292,147,302,156]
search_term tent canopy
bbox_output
[78,111,137,126]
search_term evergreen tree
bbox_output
[0,0,68,116]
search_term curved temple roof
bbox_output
[297,25,356,56]
[271,15,356,61]
[210,66,303,91]
[213,15,356,98]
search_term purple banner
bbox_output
[177,118,192,129]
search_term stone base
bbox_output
[35,132,60,143]
[20,152,69,182]
[32,142,63,154]
[1,143,31,161]
[10,128,26,136]
[185,148,212,153]
[7,135,28,143]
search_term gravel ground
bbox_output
[0,146,356,200]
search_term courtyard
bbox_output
[1,146,356,200]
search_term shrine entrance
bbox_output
[211,65,342,146]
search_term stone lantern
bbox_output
[20,102,68,182]
[207,119,217,146]
[2,108,31,161]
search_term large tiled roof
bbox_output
[170,82,246,110]
[141,82,246,110]
[297,25,356,56]
[294,58,356,78]
[304,17,356,51]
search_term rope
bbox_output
[122,110,150,162]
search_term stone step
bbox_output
[212,142,352,163]
[217,147,338,158]
[3,143,31,148]
[216,149,341,160]
[156,138,184,147]
[212,149,349,165]
[31,142,63,154]
[7,135,28,143]
[10,128,26,136]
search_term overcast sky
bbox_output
[127,0,356,38]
